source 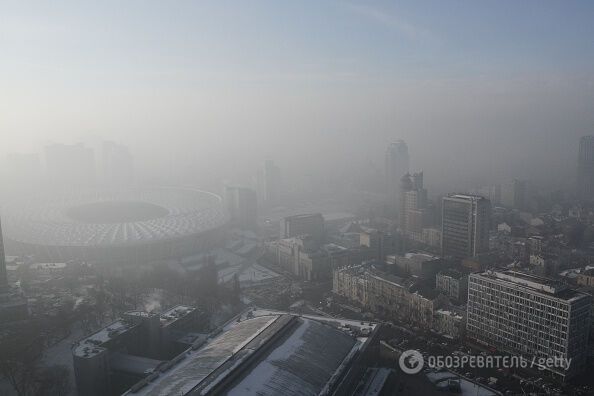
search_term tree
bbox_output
[33,365,71,396]
[232,273,241,306]
[0,321,45,396]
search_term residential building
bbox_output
[386,252,442,280]
[270,237,347,281]
[576,268,594,287]
[434,309,465,339]
[281,213,324,240]
[333,266,445,328]
[436,269,468,303]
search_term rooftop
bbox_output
[160,305,196,327]
[73,319,140,358]
[125,311,375,396]
[474,270,586,301]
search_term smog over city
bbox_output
[1,2,594,396]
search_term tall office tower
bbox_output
[281,213,325,240]
[257,159,281,207]
[470,184,501,205]
[577,136,594,200]
[441,194,491,258]
[467,270,592,379]
[225,185,258,229]
[45,143,96,188]
[0,217,7,291]
[102,141,134,187]
[399,171,429,239]
[385,140,410,203]
[501,179,526,210]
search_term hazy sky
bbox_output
[2,1,594,190]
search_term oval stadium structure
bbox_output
[2,187,230,263]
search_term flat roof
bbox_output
[125,311,376,396]
[128,315,281,395]
[73,319,140,358]
[160,305,196,327]
[472,270,587,301]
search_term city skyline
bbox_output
[2,2,594,190]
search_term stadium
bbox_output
[2,187,230,263]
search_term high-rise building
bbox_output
[225,185,258,229]
[501,179,526,210]
[470,184,501,205]
[441,194,491,258]
[399,171,429,239]
[281,213,324,240]
[45,143,95,188]
[577,136,594,200]
[0,216,28,321]
[385,140,410,203]
[257,159,281,207]
[467,270,592,379]
[102,141,134,187]
[0,217,7,291]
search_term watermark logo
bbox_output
[398,349,571,375]
[399,349,425,374]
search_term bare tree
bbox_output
[0,321,45,396]
[32,365,71,396]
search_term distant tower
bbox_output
[441,194,491,258]
[385,141,410,203]
[399,173,413,231]
[225,185,258,229]
[399,171,428,239]
[257,160,281,207]
[102,141,134,187]
[501,179,526,210]
[577,136,594,201]
[0,217,7,291]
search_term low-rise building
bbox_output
[436,269,468,303]
[281,213,325,240]
[72,305,204,396]
[434,309,465,339]
[576,268,594,287]
[386,252,442,279]
[333,266,446,328]
[269,237,360,281]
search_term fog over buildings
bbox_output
[1,2,594,195]
[3,2,594,396]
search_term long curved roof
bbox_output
[2,187,229,247]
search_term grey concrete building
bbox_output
[441,194,491,259]
[385,140,410,204]
[281,213,325,240]
[577,135,594,201]
[467,270,592,380]
[225,185,258,229]
[436,269,468,303]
